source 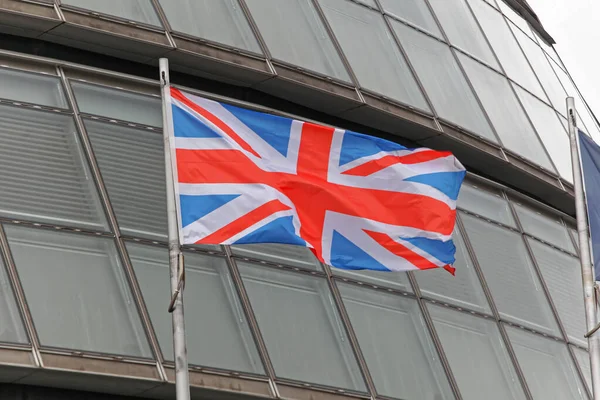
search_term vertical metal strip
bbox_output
[567,344,594,399]
[236,0,277,75]
[150,0,177,49]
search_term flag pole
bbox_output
[568,96,600,398]
[159,57,191,400]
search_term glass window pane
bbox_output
[458,53,553,169]
[245,0,349,80]
[512,202,575,253]
[0,68,68,108]
[513,85,572,182]
[0,253,27,344]
[461,214,560,335]
[378,0,441,37]
[333,267,412,292]
[457,182,516,227]
[319,0,429,111]
[573,346,592,392]
[507,326,588,400]
[339,284,453,399]
[237,263,366,391]
[469,0,546,100]
[6,226,152,357]
[527,238,586,347]
[392,21,495,140]
[71,82,161,127]
[127,243,264,373]
[61,0,162,26]
[416,228,491,314]
[428,304,526,400]
[0,106,106,230]
[160,0,261,53]
[496,1,533,39]
[231,244,322,271]
[428,0,499,68]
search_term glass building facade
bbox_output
[0,0,596,399]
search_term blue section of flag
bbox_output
[339,130,408,166]
[404,171,467,201]
[172,105,221,138]
[180,194,239,227]
[403,237,456,265]
[330,230,391,271]
[578,130,600,280]
[234,216,306,246]
[221,103,292,157]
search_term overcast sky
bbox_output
[526,0,600,121]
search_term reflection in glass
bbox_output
[457,182,516,226]
[379,0,441,37]
[61,0,162,26]
[512,202,575,253]
[0,68,68,108]
[6,226,152,357]
[0,252,28,344]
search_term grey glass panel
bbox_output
[570,228,579,249]
[458,53,552,169]
[378,0,441,37]
[231,244,322,271]
[0,106,106,230]
[319,0,429,110]
[160,0,261,53]
[507,326,589,400]
[6,226,151,357]
[392,22,495,139]
[416,228,491,314]
[573,346,592,391]
[428,0,499,68]
[462,214,560,335]
[512,202,575,253]
[0,253,27,344]
[0,68,67,108]
[528,239,586,347]
[333,267,412,292]
[127,243,264,373]
[354,0,376,6]
[246,0,349,80]
[496,1,532,38]
[513,85,572,182]
[71,82,161,127]
[457,182,516,226]
[469,0,546,100]
[61,0,162,26]
[339,284,452,398]
[428,304,526,400]
[238,263,366,390]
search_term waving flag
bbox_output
[168,88,465,273]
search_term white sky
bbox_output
[526,0,600,122]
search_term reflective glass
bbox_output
[428,0,499,68]
[458,53,552,169]
[416,228,491,314]
[71,82,161,127]
[245,0,349,80]
[512,202,575,253]
[392,21,495,139]
[127,243,264,373]
[333,267,412,292]
[461,214,560,335]
[469,0,546,100]
[339,284,453,399]
[238,263,366,390]
[0,68,68,108]
[570,228,579,249]
[378,0,441,37]
[160,0,261,53]
[231,244,322,271]
[6,226,152,357]
[428,304,526,400]
[457,182,516,227]
[0,106,106,230]
[527,238,586,347]
[572,346,591,392]
[61,0,162,26]
[319,0,429,110]
[507,326,589,400]
[513,85,572,182]
[0,252,27,344]
[496,1,533,39]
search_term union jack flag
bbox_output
[168,88,466,273]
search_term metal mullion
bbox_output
[568,343,594,399]
[0,225,43,367]
[222,245,280,398]
[237,0,273,62]
[149,0,177,49]
[455,212,534,399]
[56,66,168,381]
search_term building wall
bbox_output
[0,0,596,399]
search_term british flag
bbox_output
[169,88,466,274]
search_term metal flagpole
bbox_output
[568,96,600,399]
[159,57,191,400]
